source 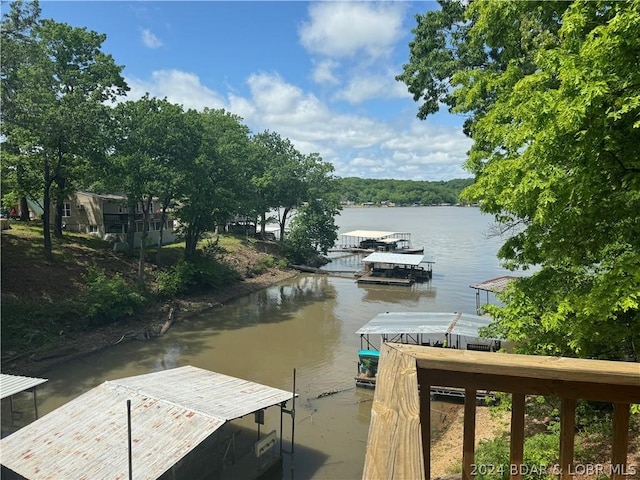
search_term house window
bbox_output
[165,220,174,230]
[89,225,99,233]
[62,203,71,217]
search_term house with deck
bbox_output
[56,191,178,248]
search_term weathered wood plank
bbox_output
[390,344,640,387]
[462,389,477,480]
[559,398,576,480]
[510,393,526,480]
[611,403,630,480]
[417,369,431,478]
[363,343,423,480]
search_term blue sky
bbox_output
[37,1,473,181]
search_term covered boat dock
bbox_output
[335,230,423,254]
[0,366,295,480]
[358,252,435,285]
[470,275,519,314]
[355,312,502,397]
[0,374,48,437]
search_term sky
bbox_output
[36,1,473,181]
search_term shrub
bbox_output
[156,260,198,297]
[82,267,146,325]
[156,255,240,298]
[251,254,278,275]
[474,432,559,480]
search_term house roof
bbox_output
[76,191,128,201]
[362,252,433,266]
[356,311,497,339]
[0,374,48,400]
[0,366,294,480]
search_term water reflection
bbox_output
[358,282,436,304]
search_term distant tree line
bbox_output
[334,177,474,206]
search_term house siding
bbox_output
[53,192,178,248]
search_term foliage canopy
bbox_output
[399,0,640,359]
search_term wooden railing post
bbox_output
[462,389,477,480]
[420,381,431,479]
[510,393,526,480]
[611,403,630,480]
[559,398,576,479]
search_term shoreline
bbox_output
[2,268,299,377]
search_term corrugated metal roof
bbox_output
[449,314,494,338]
[0,366,294,480]
[355,311,495,337]
[0,374,48,400]
[111,366,294,421]
[362,252,427,266]
[469,275,519,292]
[341,230,409,239]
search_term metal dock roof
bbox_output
[362,252,434,266]
[341,230,409,239]
[0,366,294,480]
[469,275,519,292]
[356,311,495,338]
[0,374,48,400]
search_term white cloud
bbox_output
[141,28,162,49]
[125,70,225,111]
[312,60,340,85]
[299,2,405,59]
[120,69,471,181]
[334,70,409,104]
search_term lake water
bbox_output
[28,206,514,479]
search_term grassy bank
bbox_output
[1,221,296,374]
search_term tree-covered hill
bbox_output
[334,177,474,206]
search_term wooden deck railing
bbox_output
[363,343,640,480]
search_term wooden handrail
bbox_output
[363,343,640,480]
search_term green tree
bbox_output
[251,131,312,241]
[399,1,640,359]
[110,95,197,284]
[173,109,249,260]
[284,157,341,264]
[1,1,128,259]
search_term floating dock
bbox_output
[354,312,503,402]
[356,252,434,285]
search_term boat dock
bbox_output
[331,230,424,254]
[356,252,434,285]
[354,312,502,401]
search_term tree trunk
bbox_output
[184,222,199,261]
[137,196,151,286]
[19,197,30,221]
[279,207,291,241]
[43,160,53,261]
[260,212,267,236]
[156,198,170,267]
[16,163,31,221]
[54,201,64,239]
[53,175,67,239]
[126,200,136,257]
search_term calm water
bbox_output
[30,207,514,479]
